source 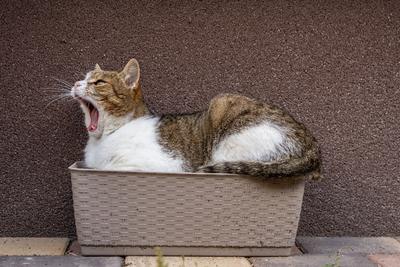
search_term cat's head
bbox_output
[71,59,145,137]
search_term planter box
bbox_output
[69,162,306,256]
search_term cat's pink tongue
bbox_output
[88,108,99,132]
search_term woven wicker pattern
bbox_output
[70,162,305,248]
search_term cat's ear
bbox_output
[120,59,140,89]
[94,64,102,71]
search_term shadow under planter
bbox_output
[69,162,306,256]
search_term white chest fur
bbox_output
[84,116,185,172]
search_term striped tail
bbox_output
[197,149,321,179]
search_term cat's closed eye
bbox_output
[94,79,107,85]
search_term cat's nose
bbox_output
[72,82,81,97]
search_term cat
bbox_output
[71,59,321,179]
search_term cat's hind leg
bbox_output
[211,122,299,163]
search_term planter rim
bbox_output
[69,161,308,181]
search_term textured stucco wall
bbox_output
[1,0,399,237]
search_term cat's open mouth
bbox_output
[79,98,99,132]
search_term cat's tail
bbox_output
[197,149,321,180]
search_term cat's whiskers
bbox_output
[73,71,86,80]
[40,86,72,101]
[44,93,74,109]
[40,77,81,110]
[41,87,71,93]
[44,91,71,100]
[50,77,73,88]
[44,94,70,101]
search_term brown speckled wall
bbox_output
[1,0,399,237]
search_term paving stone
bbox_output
[368,254,400,267]
[297,237,400,254]
[0,256,123,267]
[0,238,69,256]
[250,254,377,267]
[125,256,252,267]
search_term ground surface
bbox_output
[1,0,400,237]
[1,237,400,266]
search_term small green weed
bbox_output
[155,247,187,267]
[155,247,168,267]
[323,250,341,267]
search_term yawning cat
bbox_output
[71,59,321,179]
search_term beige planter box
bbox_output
[69,162,306,256]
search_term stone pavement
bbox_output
[0,256,123,267]
[0,238,69,256]
[1,237,400,266]
[125,256,252,267]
